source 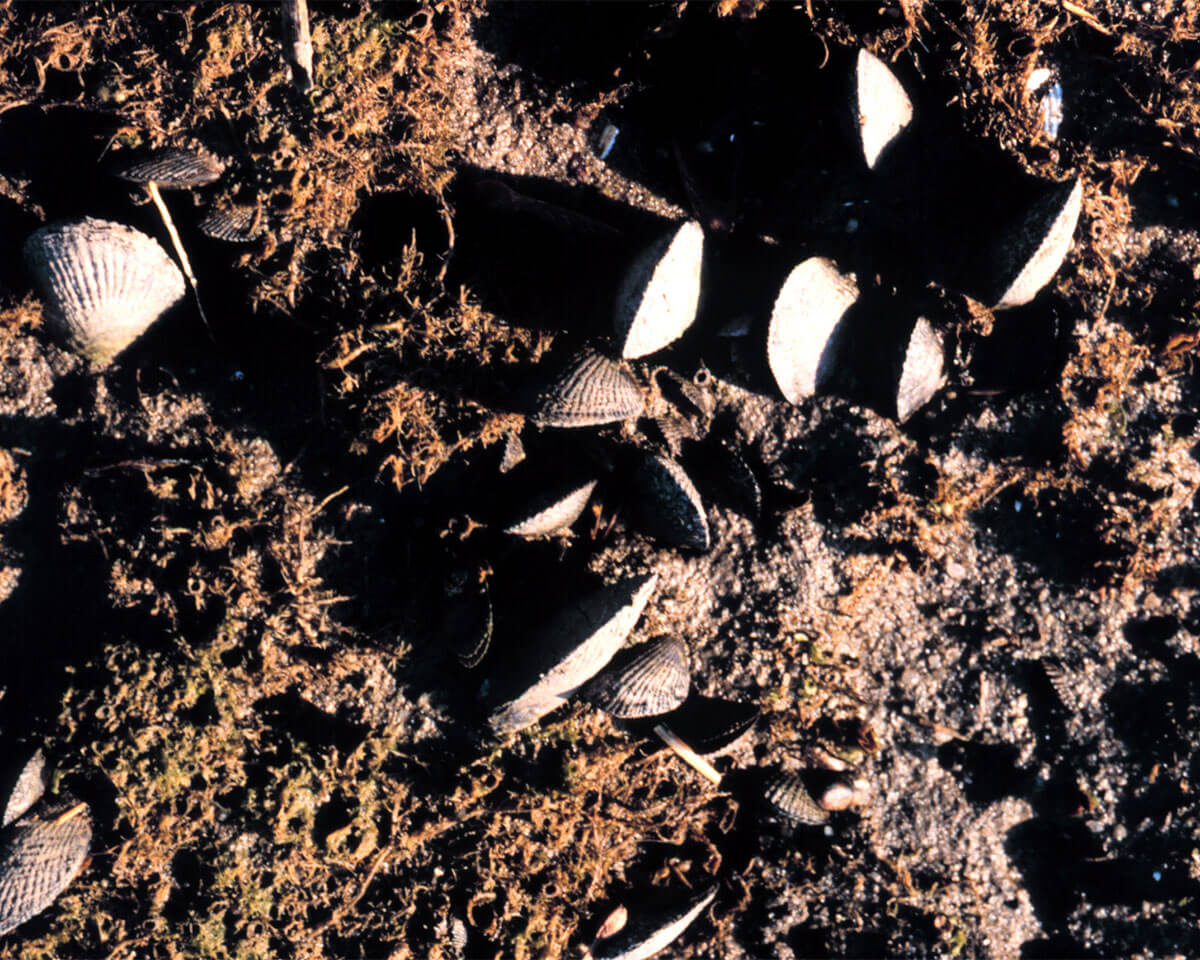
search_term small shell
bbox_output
[116,147,225,188]
[198,206,264,244]
[1,750,45,829]
[762,771,829,826]
[530,349,644,428]
[591,884,716,960]
[503,479,597,538]
[499,431,526,473]
[895,316,944,422]
[584,636,690,719]
[992,177,1082,310]
[854,49,913,170]
[632,453,710,551]
[767,257,858,404]
[24,218,186,367]
[0,804,91,937]
[614,221,704,360]
[488,573,658,736]
[1042,657,1081,712]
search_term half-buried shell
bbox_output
[0,804,91,937]
[767,257,858,405]
[503,478,598,538]
[1,751,44,830]
[24,218,186,367]
[761,770,829,826]
[989,177,1082,310]
[530,349,644,428]
[198,205,264,244]
[894,315,944,422]
[591,884,717,960]
[487,573,658,736]
[116,146,226,189]
[584,636,690,719]
[854,48,913,170]
[614,220,704,360]
[631,453,710,551]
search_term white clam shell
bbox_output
[24,217,186,367]
[855,48,913,170]
[614,220,704,360]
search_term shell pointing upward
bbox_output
[531,348,644,428]
[632,453,710,551]
[0,805,91,937]
[895,316,944,422]
[584,636,690,719]
[762,770,829,826]
[615,220,704,359]
[855,49,913,170]
[991,178,1083,310]
[24,218,186,367]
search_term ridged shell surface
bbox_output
[117,147,225,188]
[592,884,716,960]
[993,178,1082,310]
[0,807,91,936]
[614,220,703,359]
[1,751,44,829]
[24,218,186,366]
[488,573,658,736]
[762,771,829,826]
[504,479,597,538]
[634,453,710,551]
[198,206,263,243]
[855,49,913,169]
[767,257,858,404]
[895,317,944,422]
[532,349,644,428]
[584,636,690,719]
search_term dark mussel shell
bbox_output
[591,883,717,960]
[631,452,710,551]
[583,636,690,719]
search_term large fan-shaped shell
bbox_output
[24,218,186,366]
[614,221,703,359]
[767,257,858,404]
[992,177,1082,310]
[855,49,913,170]
[0,805,91,936]
[592,884,717,960]
[584,636,690,719]
[531,349,644,428]
[488,573,658,736]
[633,453,710,551]
[1,751,44,829]
[762,771,829,826]
[895,316,944,422]
[117,147,225,188]
[503,479,598,538]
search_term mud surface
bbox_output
[0,2,1199,958]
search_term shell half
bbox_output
[531,349,644,428]
[117,147,225,188]
[584,636,690,719]
[198,206,264,244]
[24,218,186,366]
[0,751,45,829]
[992,178,1082,310]
[632,453,710,551]
[0,805,91,937]
[614,221,704,359]
[895,316,944,422]
[855,49,913,170]
[762,771,829,826]
[591,884,717,960]
[503,479,598,538]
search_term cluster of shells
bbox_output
[5,39,1083,956]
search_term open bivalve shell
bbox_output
[761,770,829,826]
[487,573,658,736]
[591,884,717,960]
[1,751,45,829]
[614,220,704,359]
[503,478,598,538]
[530,348,644,428]
[767,257,858,405]
[584,636,690,719]
[24,218,186,367]
[854,48,914,170]
[989,177,1083,309]
[0,804,91,937]
[116,146,226,188]
[632,453,710,551]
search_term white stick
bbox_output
[281,0,314,93]
[653,723,721,785]
[146,181,211,339]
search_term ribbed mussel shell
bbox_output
[761,771,829,826]
[502,479,598,538]
[0,805,91,936]
[584,636,690,719]
[198,206,264,244]
[530,349,644,428]
[487,573,658,736]
[591,884,717,960]
[632,453,710,551]
[1,751,44,829]
[614,220,704,360]
[117,146,225,188]
[24,218,186,366]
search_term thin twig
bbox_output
[146,181,212,340]
[653,724,722,785]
